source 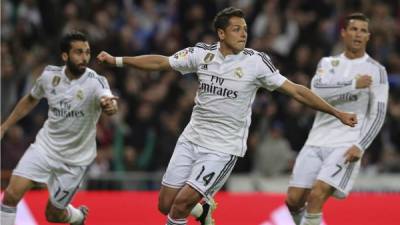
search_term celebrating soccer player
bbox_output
[97,7,357,225]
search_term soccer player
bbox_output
[285,13,389,225]
[97,7,357,225]
[0,31,118,225]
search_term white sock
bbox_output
[190,203,203,218]
[290,208,305,225]
[300,212,322,225]
[66,205,83,223]
[166,214,187,225]
[1,204,17,225]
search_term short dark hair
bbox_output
[344,13,369,29]
[213,7,244,32]
[60,31,88,53]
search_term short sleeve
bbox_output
[30,75,45,99]
[255,52,287,91]
[95,76,113,100]
[168,47,199,74]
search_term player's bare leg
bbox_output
[300,180,334,225]
[286,187,310,225]
[158,185,181,215]
[159,184,215,225]
[165,185,203,225]
[1,175,34,225]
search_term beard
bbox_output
[67,60,87,77]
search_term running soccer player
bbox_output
[0,31,118,225]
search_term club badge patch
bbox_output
[234,67,243,78]
[76,89,84,101]
[52,76,61,87]
[331,59,340,67]
[203,53,215,63]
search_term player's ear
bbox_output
[340,28,346,39]
[217,28,225,41]
[61,52,68,62]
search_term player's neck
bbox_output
[344,49,365,59]
[219,43,240,57]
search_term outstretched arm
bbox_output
[96,51,171,71]
[277,80,357,127]
[1,94,40,139]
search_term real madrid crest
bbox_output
[203,53,215,64]
[52,76,61,87]
[331,59,340,67]
[76,89,84,101]
[234,67,243,78]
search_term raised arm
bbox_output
[1,94,40,139]
[277,80,358,127]
[96,51,171,71]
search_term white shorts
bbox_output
[162,136,237,202]
[13,144,89,209]
[289,145,360,199]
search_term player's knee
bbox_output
[158,201,170,215]
[285,191,306,211]
[308,186,330,203]
[2,188,23,206]
[285,196,304,211]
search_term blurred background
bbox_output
[1,0,400,196]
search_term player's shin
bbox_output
[0,204,17,225]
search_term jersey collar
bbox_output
[61,66,89,84]
[340,53,369,63]
[216,42,247,63]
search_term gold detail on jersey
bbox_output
[52,76,61,87]
[317,68,325,75]
[177,49,189,59]
[203,53,215,63]
[76,89,84,101]
[234,67,243,78]
[331,59,340,67]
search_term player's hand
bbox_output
[355,75,372,89]
[337,111,357,127]
[97,51,116,66]
[344,145,362,164]
[100,96,119,115]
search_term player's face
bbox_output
[219,16,247,54]
[341,19,370,54]
[63,41,91,76]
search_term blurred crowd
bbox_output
[2,0,400,189]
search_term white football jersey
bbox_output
[30,65,112,166]
[306,53,389,151]
[169,43,287,156]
